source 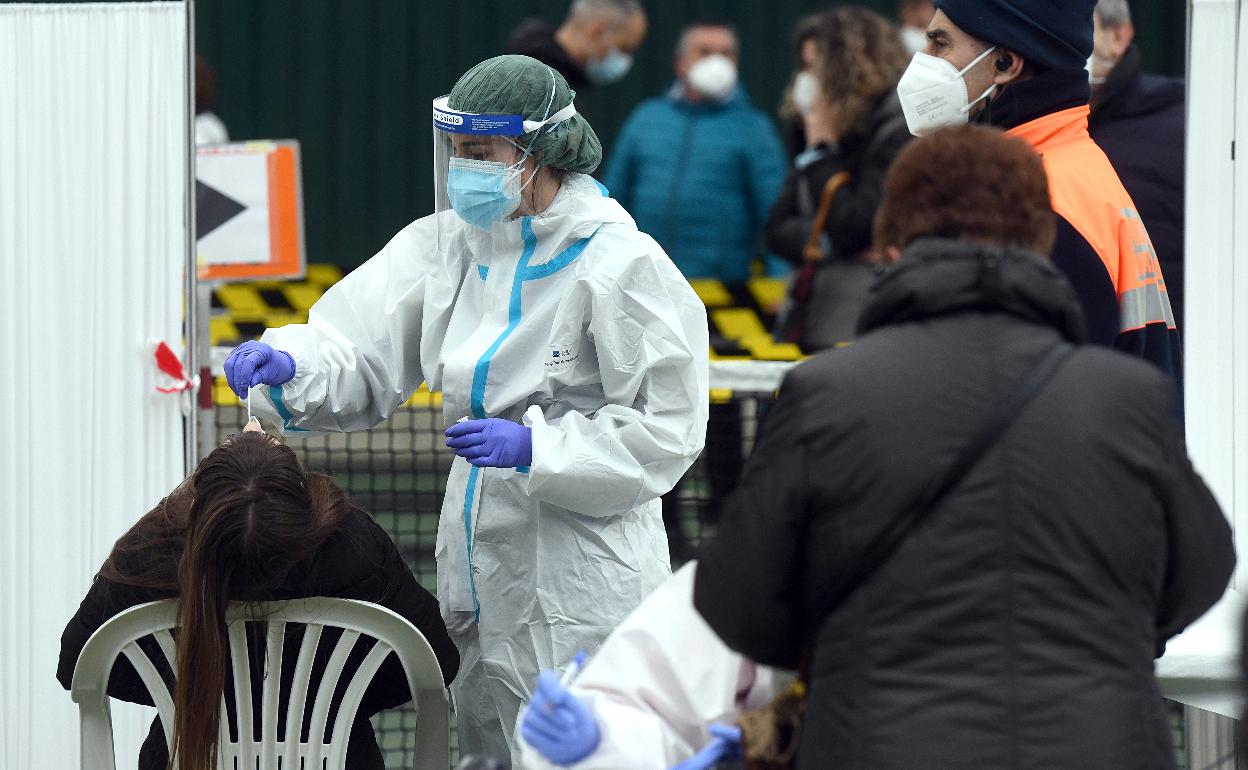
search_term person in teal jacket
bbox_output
[603,19,787,284]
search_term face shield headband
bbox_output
[432,74,578,229]
[432,96,578,139]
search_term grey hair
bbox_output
[675,20,740,57]
[1095,0,1132,28]
[568,0,643,24]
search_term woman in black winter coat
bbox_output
[696,126,1234,770]
[767,7,913,351]
[58,424,459,770]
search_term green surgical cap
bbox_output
[448,54,602,175]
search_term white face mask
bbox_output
[587,47,634,85]
[1086,52,1115,85]
[687,54,738,100]
[900,26,929,56]
[896,46,998,137]
[792,71,819,115]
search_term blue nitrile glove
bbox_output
[445,418,533,468]
[520,670,600,765]
[223,341,296,399]
[670,724,742,770]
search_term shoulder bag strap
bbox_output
[812,343,1077,626]
[802,171,852,263]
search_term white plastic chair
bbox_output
[70,597,449,770]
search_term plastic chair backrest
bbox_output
[70,597,449,770]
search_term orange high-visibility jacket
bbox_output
[1010,106,1181,388]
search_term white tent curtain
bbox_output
[0,3,189,768]
[1185,0,1243,591]
[1154,0,1245,719]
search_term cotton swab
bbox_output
[560,650,588,688]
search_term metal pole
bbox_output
[197,281,216,461]
[183,0,199,473]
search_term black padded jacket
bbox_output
[695,239,1233,770]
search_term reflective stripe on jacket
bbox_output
[1009,106,1182,399]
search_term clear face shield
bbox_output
[432,94,577,250]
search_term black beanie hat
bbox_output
[933,0,1096,73]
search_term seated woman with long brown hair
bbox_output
[57,422,459,770]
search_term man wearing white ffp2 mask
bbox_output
[902,0,1182,410]
[602,20,787,564]
[603,19,786,287]
[897,45,999,135]
[504,0,647,105]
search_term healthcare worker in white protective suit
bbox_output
[515,563,776,770]
[222,54,710,766]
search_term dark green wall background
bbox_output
[196,0,1186,270]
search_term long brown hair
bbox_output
[811,7,911,137]
[102,432,347,770]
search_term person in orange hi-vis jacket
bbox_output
[895,0,1182,420]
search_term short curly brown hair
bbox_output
[873,125,1055,255]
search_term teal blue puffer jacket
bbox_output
[603,85,786,283]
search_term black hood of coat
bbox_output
[858,238,1088,343]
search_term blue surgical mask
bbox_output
[447,157,524,230]
[586,48,633,85]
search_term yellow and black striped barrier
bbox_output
[210,268,803,406]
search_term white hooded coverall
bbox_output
[253,173,710,764]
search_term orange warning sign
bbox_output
[197,140,305,282]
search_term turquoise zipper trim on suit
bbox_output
[459,217,598,623]
[470,218,539,418]
[462,464,482,620]
[522,233,596,280]
[268,385,309,432]
[468,221,598,417]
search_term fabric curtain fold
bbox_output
[0,3,188,767]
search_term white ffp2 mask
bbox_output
[900,25,929,55]
[896,47,998,137]
[1086,52,1115,85]
[688,54,738,100]
[792,71,819,115]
